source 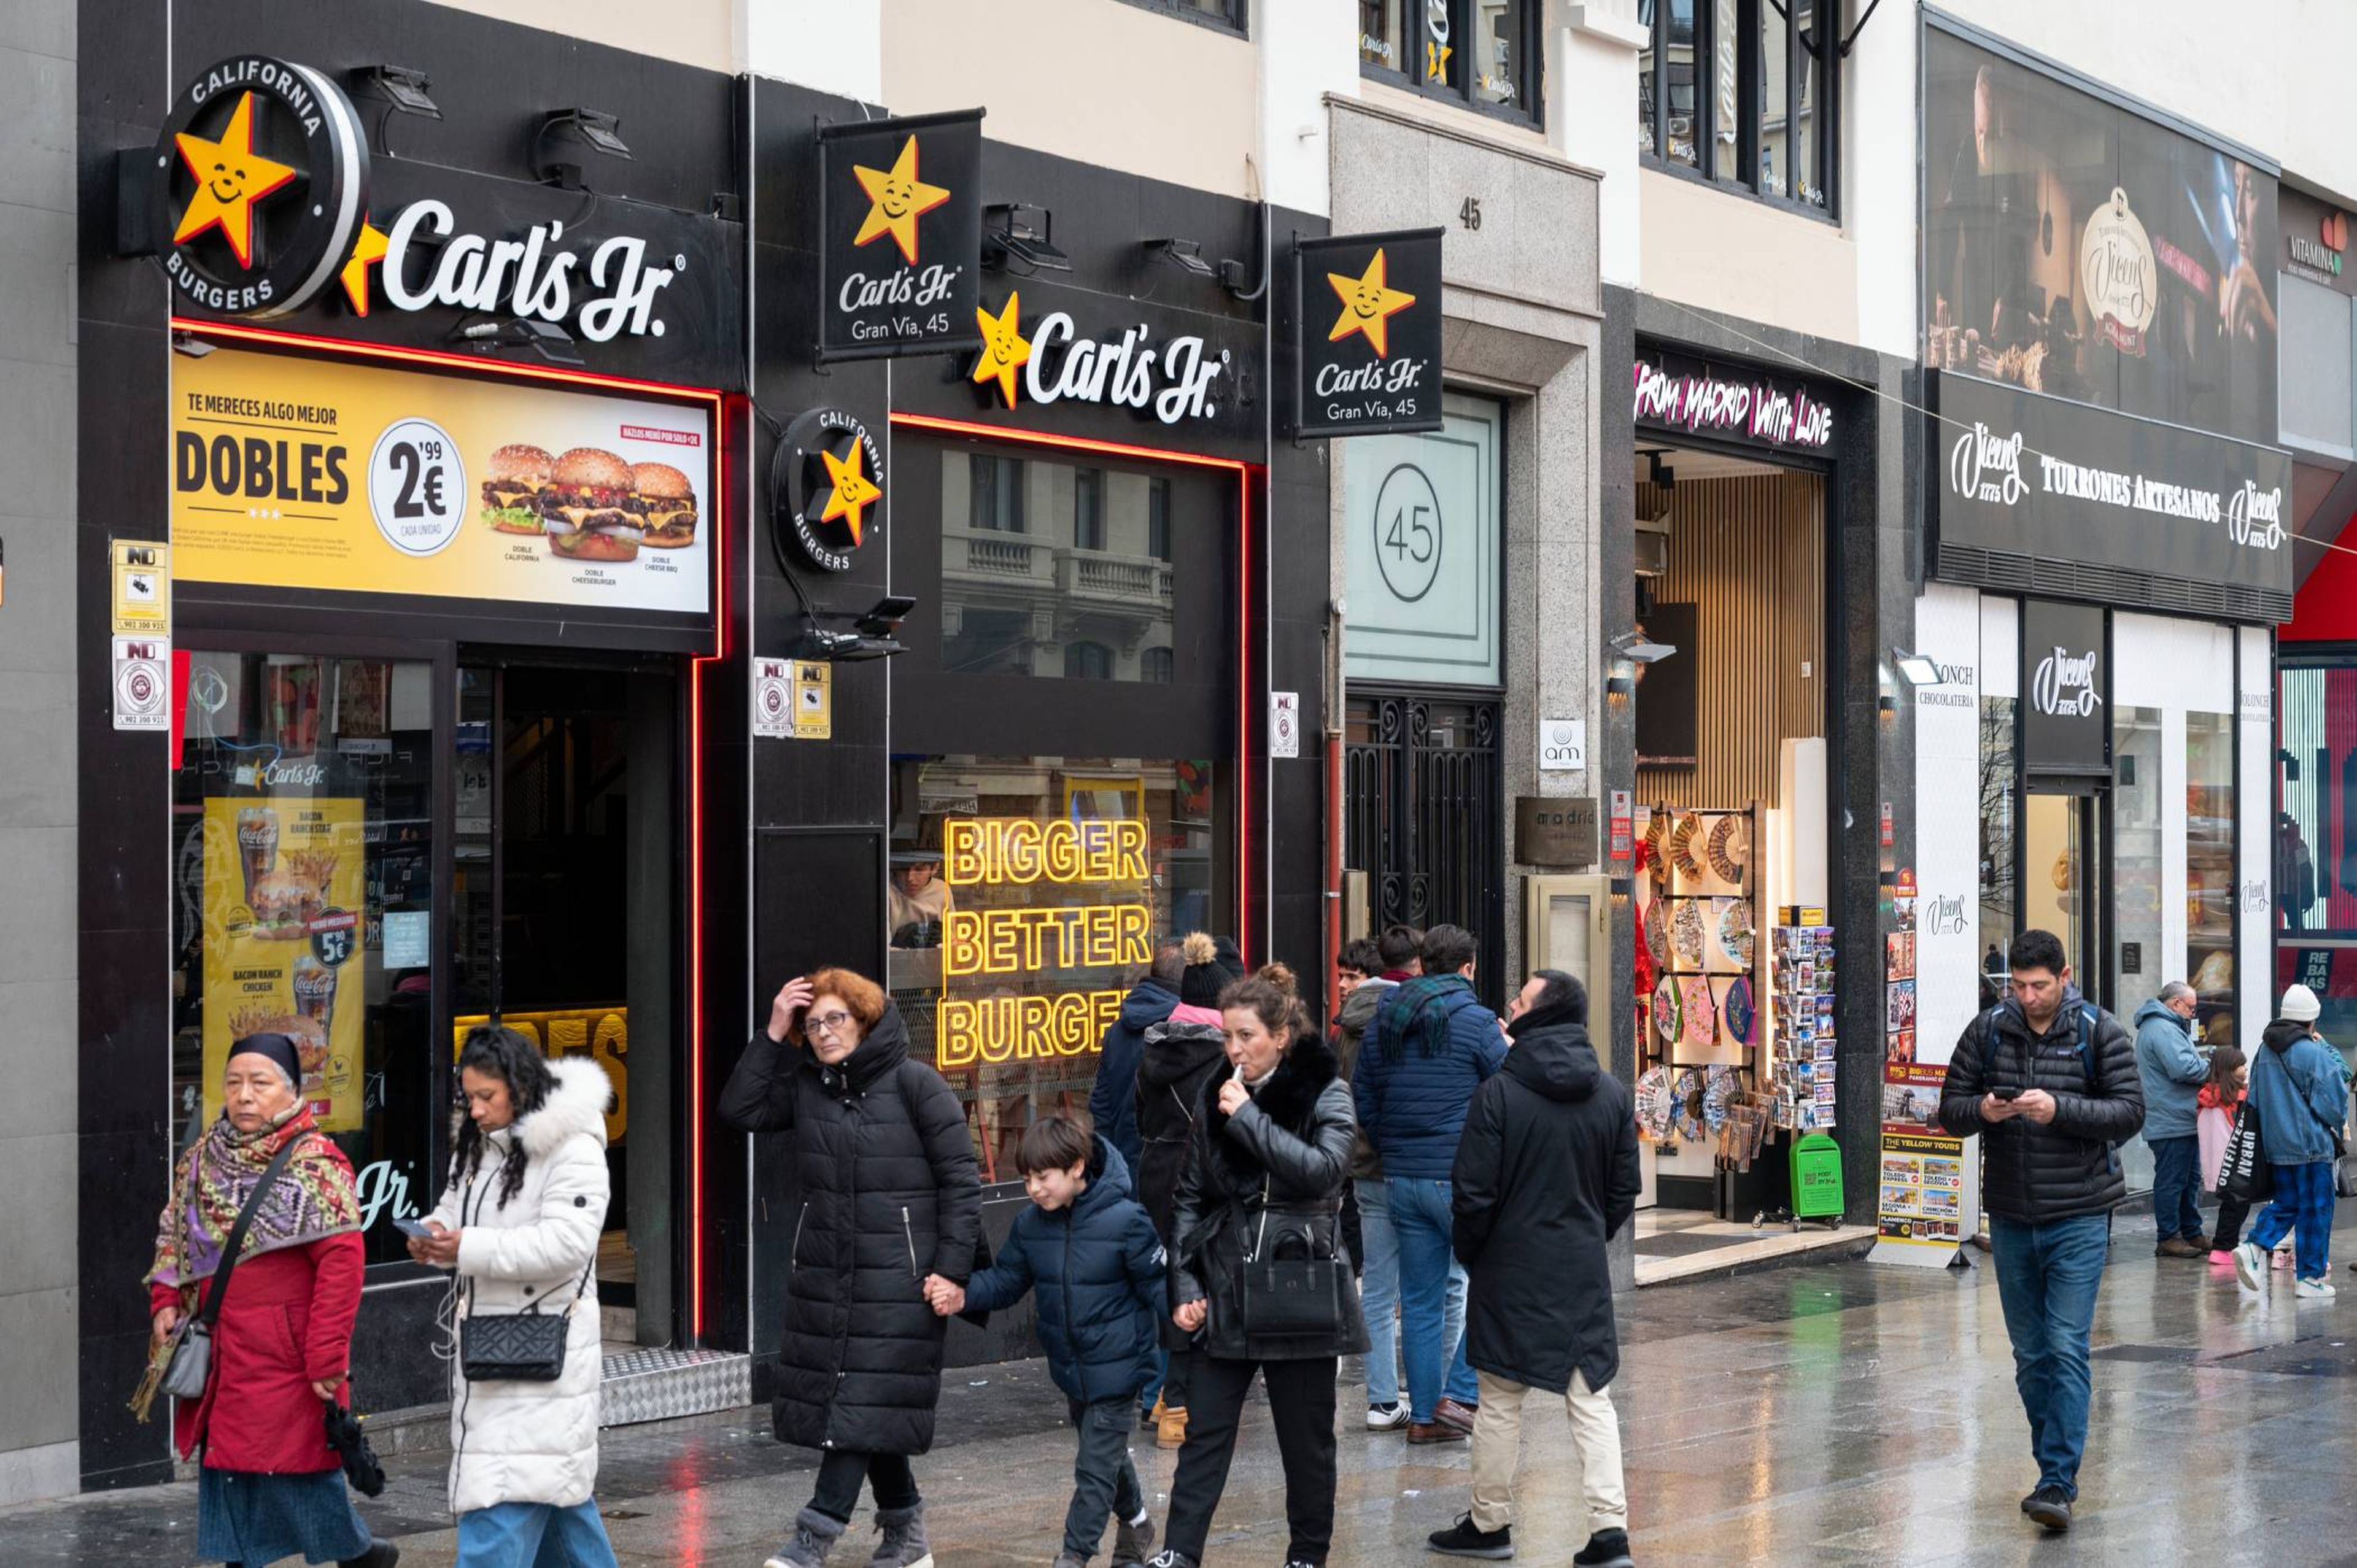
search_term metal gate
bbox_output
[1344,691,1505,1006]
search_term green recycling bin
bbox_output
[1790,1132,1845,1220]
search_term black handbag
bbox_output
[459,1257,594,1383]
[159,1136,306,1402]
[1235,1178,1345,1338]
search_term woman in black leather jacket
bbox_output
[1152,964,1368,1568]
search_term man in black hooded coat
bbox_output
[1428,970,1639,1568]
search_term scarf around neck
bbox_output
[145,1106,362,1291]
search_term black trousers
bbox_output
[810,1449,918,1523]
[1163,1354,1339,1566]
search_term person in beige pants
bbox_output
[1426,971,1639,1567]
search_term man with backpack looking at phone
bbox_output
[1938,928,2144,1537]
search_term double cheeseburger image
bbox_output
[478,444,700,560]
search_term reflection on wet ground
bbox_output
[12,1207,2357,1564]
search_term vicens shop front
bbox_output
[1912,17,2287,1222]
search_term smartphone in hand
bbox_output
[1992,1087,2023,1102]
[393,1216,435,1239]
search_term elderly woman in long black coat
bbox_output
[721,967,981,1568]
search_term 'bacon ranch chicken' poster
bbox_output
[201,796,367,1131]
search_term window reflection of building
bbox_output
[888,755,1223,1181]
[940,449,1177,683]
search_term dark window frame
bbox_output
[1358,0,1546,131]
[1112,0,1248,37]
[1639,0,1840,221]
[1074,466,1106,552]
[1148,476,1172,563]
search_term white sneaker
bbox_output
[2297,1276,2338,1299]
[1366,1400,1409,1431]
[2232,1242,2266,1291]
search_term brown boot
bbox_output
[1407,1420,1467,1445]
[1156,1403,1188,1449]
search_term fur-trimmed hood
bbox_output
[515,1054,613,1159]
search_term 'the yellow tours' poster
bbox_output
[202,796,367,1131]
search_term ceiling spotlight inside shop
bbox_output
[350,64,441,119]
[534,107,632,188]
[171,330,215,360]
[1892,650,1942,687]
[452,314,583,366]
[1145,237,1215,279]
[985,204,1072,273]
[1609,629,1678,664]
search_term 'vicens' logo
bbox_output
[2081,187,2158,355]
[2031,646,2103,719]
[1949,422,2027,506]
[2226,480,2284,550]
[1924,894,1970,936]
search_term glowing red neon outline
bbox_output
[171,318,724,1341]
[888,412,1258,965]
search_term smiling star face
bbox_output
[172,92,299,269]
[816,441,881,543]
[851,136,953,266]
[1325,249,1417,359]
[970,293,1034,407]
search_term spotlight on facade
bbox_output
[985,204,1072,272]
[1145,237,1214,278]
[1892,650,1941,687]
[535,108,632,188]
[350,64,441,119]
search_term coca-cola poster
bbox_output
[2021,598,2109,774]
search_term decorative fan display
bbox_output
[1706,813,1749,884]
[1716,897,1755,970]
[1723,976,1757,1046]
[1671,898,1708,968]
[1635,1067,1677,1141]
[1670,811,1708,880]
[1679,975,1717,1052]
[1701,1065,1743,1132]
[1671,1067,1708,1141]
[1643,893,1670,970]
[1653,975,1682,1046]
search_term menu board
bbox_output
[171,346,713,617]
[1873,892,1967,1264]
[201,796,367,1132]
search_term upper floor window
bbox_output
[1116,0,1246,33]
[1074,468,1106,552]
[1361,0,1541,125]
[1639,0,1836,215]
[970,454,1027,534]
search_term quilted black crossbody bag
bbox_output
[460,1256,594,1383]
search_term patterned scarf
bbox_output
[145,1106,362,1292]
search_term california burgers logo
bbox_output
[771,407,883,574]
[152,56,370,319]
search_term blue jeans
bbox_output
[457,1499,619,1568]
[2148,1135,2205,1242]
[1388,1176,1479,1421]
[2250,1160,2337,1280]
[1987,1215,2110,1499]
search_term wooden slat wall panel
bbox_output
[1636,472,1825,811]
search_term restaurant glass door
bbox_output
[2022,784,2106,1010]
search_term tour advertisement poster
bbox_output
[201,796,367,1131]
[1876,1064,1964,1250]
[171,346,713,616]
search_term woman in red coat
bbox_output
[142,1033,396,1567]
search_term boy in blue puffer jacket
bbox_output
[2232,984,2352,1298]
[929,1115,1166,1567]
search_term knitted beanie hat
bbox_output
[1178,932,1226,1008]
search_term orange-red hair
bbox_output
[799,967,888,1043]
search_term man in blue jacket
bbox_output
[2133,982,2209,1257]
[1358,923,1506,1445]
[2233,984,2351,1299]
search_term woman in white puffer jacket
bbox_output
[410,1025,617,1568]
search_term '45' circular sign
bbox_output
[771,407,884,573]
[152,56,370,319]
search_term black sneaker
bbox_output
[2024,1486,2072,1531]
[1427,1513,1514,1559]
[1573,1529,1634,1567]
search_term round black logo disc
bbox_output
[771,407,885,574]
[153,56,370,320]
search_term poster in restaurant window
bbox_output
[171,346,713,617]
[201,797,367,1132]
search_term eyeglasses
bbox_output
[807,1011,856,1037]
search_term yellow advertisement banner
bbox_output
[202,797,368,1132]
[171,346,713,616]
[452,1006,630,1143]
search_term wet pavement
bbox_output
[12,1204,2357,1566]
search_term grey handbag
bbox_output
[161,1136,305,1401]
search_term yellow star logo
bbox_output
[172,92,298,269]
[852,135,952,268]
[1426,40,1453,80]
[972,293,1032,408]
[1326,249,1417,359]
[338,221,390,316]
[817,442,882,544]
